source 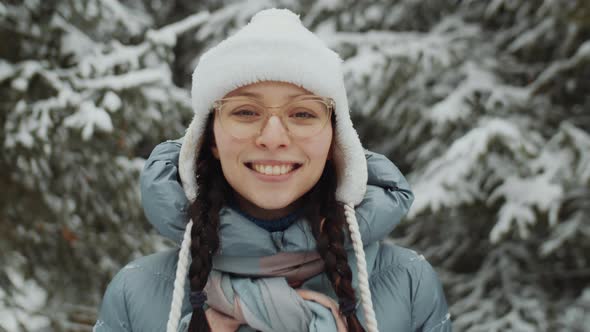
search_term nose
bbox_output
[255,115,291,150]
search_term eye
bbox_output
[235,110,256,116]
[290,109,317,119]
[231,107,261,117]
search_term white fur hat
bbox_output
[178,8,367,206]
[168,8,379,332]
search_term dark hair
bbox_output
[187,114,365,332]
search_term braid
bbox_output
[305,160,366,332]
[187,115,230,332]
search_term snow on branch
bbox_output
[78,11,209,76]
[75,65,171,90]
[451,244,549,331]
[330,16,479,71]
[507,18,555,53]
[51,14,97,60]
[78,43,149,77]
[488,174,562,242]
[409,118,536,218]
[0,267,49,331]
[540,214,583,255]
[561,122,590,182]
[556,287,590,330]
[63,101,113,140]
[0,59,16,82]
[528,39,590,94]
[100,0,152,36]
[428,61,528,125]
[146,11,210,47]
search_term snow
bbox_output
[429,62,494,123]
[330,16,479,71]
[541,215,581,255]
[342,48,387,87]
[196,0,272,43]
[489,174,562,213]
[558,287,590,329]
[409,118,534,218]
[562,123,590,181]
[364,4,383,23]
[102,91,122,112]
[0,59,14,82]
[147,11,210,47]
[100,0,152,36]
[0,268,50,331]
[489,174,563,242]
[76,65,170,90]
[63,101,113,140]
[429,61,528,125]
[508,18,554,53]
[10,61,42,91]
[79,43,147,77]
[484,0,506,18]
[528,39,590,94]
[52,15,96,60]
[115,156,145,172]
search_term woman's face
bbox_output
[211,81,333,219]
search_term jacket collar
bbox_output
[217,206,317,257]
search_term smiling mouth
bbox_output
[245,162,302,176]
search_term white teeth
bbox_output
[251,163,296,175]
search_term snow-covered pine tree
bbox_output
[204,1,587,330]
[311,1,590,331]
[2,0,588,331]
[0,0,204,329]
[144,1,590,329]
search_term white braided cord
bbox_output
[166,219,193,332]
[343,203,379,332]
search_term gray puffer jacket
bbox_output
[94,140,452,332]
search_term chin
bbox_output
[251,197,295,210]
[246,190,303,211]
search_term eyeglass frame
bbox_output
[211,95,335,140]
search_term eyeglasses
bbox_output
[212,95,334,139]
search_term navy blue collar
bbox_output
[229,205,300,233]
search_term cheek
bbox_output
[213,120,238,160]
[307,129,333,161]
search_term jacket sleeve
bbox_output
[411,256,452,332]
[94,270,132,331]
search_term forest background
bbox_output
[1,0,589,331]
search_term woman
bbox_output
[95,8,451,332]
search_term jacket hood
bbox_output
[140,139,413,250]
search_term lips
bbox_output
[245,162,302,176]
